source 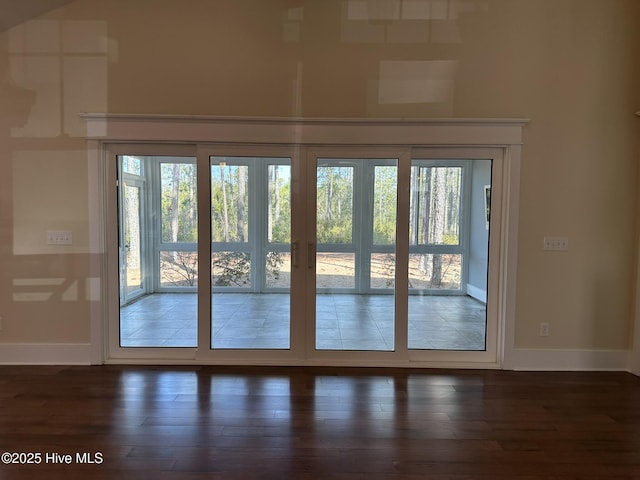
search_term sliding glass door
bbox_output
[110,143,498,365]
[314,158,398,351]
[407,160,491,351]
[209,156,292,349]
[117,154,198,348]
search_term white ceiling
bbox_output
[0,0,75,31]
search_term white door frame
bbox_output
[85,114,527,368]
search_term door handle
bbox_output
[307,242,315,269]
[292,241,299,268]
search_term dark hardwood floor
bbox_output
[0,365,639,479]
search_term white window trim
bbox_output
[84,114,528,368]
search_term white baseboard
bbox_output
[466,284,486,303]
[505,348,630,371]
[0,343,633,373]
[0,343,93,365]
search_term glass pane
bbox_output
[410,166,462,246]
[210,161,249,243]
[317,294,394,351]
[316,159,396,352]
[373,166,397,245]
[408,295,486,350]
[122,155,141,175]
[120,293,197,347]
[210,157,291,350]
[211,293,289,349]
[160,250,198,288]
[316,165,354,244]
[408,253,461,290]
[211,251,251,288]
[408,159,491,352]
[118,155,198,348]
[266,252,290,288]
[268,165,291,243]
[316,252,355,289]
[370,253,395,289]
[123,183,143,295]
[160,162,197,243]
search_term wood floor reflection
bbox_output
[1,365,640,479]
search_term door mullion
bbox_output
[304,148,318,357]
[394,150,412,359]
[356,161,371,294]
[148,159,161,294]
[196,147,212,355]
[290,147,308,358]
[249,158,262,293]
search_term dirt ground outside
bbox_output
[151,251,461,290]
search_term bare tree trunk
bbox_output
[220,165,229,242]
[170,164,181,261]
[419,168,432,274]
[378,171,384,223]
[430,168,446,287]
[409,167,418,244]
[237,167,246,242]
[268,166,280,242]
[326,168,333,222]
[267,167,273,242]
[448,169,457,235]
[445,168,460,238]
[189,166,195,235]
[274,166,281,223]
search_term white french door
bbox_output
[107,143,503,366]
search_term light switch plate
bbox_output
[47,230,73,245]
[543,236,568,251]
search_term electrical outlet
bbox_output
[543,236,568,251]
[539,322,550,337]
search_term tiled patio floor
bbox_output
[120,293,486,351]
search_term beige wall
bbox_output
[0,0,639,358]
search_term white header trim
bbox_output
[80,113,529,146]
